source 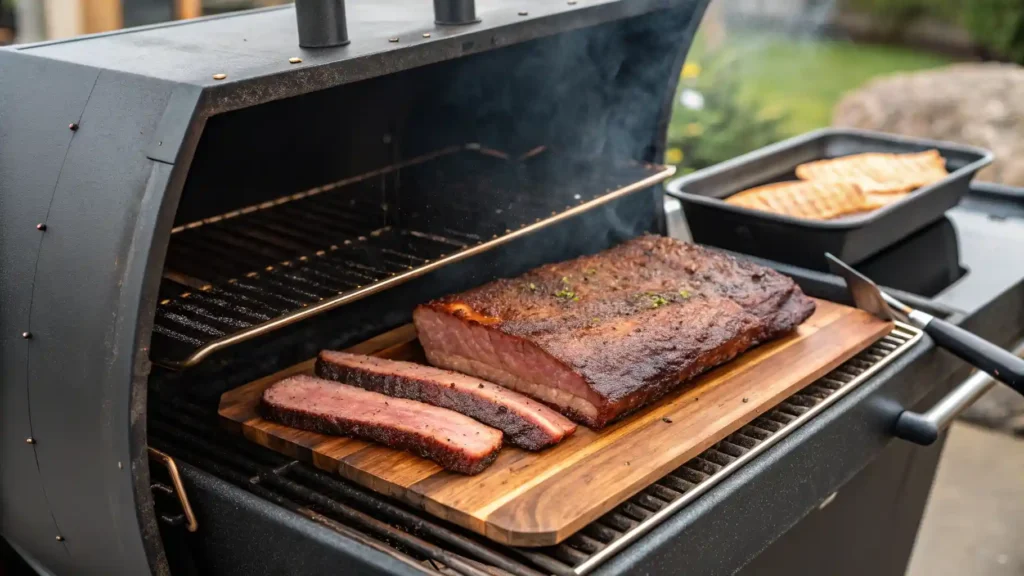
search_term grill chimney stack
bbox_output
[295,0,350,48]
[433,0,480,25]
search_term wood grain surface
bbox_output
[219,298,890,546]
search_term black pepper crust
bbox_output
[417,235,816,428]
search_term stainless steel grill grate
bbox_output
[150,323,921,576]
[152,146,673,369]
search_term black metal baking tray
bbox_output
[665,128,992,269]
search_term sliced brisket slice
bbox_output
[315,351,576,451]
[414,235,816,429]
[261,375,502,475]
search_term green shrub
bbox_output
[961,0,1024,64]
[665,51,788,174]
[846,0,1024,64]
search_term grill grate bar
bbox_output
[645,484,683,503]
[596,513,637,533]
[565,534,605,555]
[552,544,591,566]
[581,523,620,544]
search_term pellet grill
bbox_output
[3,2,1024,576]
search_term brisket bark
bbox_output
[315,351,576,450]
[261,375,502,474]
[413,235,816,429]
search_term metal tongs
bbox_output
[827,253,1024,445]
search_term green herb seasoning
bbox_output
[554,288,578,301]
[528,283,537,292]
[649,294,669,308]
[678,289,691,298]
[554,276,580,302]
[584,267,598,276]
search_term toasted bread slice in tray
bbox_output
[725,180,866,220]
[861,191,910,210]
[795,149,948,195]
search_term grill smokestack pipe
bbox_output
[434,0,480,25]
[295,0,350,48]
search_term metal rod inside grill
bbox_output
[152,146,674,369]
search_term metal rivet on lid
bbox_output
[25,437,35,444]
[55,536,64,542]
[389,37,399,43]
[36,223,46,231]
[518,10,528,15]
[118,461,123,469]
[422,33,431,38]
[568,0,577,4]
[288,57,302,64]
[212,73,227,80]
[21,332,31,339]
[68,122,79,131]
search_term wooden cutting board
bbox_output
[219,298,890,547]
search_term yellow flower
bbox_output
[684,123,704,137]
[760,103,785,120]
[665,148,684,164]
[681,62,701,79]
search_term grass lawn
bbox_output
[674,35,957,138]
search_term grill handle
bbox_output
[894,339,1024,445]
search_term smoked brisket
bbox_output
[315,351,576,450]
[413,235,816,428]
[261,375,502,474]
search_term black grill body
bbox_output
[0,2,706,574]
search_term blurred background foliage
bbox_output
[848,0,1024,64]
[662,0,993,175]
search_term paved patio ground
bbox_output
[906,422,1024,576]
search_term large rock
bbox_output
[834,62,1024,187]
